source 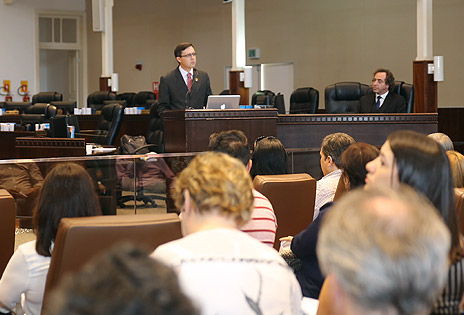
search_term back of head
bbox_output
[208,130,249,166]
[45,243,199,315]
[174,152,253,225]
[321,133,355,168]
[447,150,464,188]
[317,187,450,315]
[428,132,454,151]
[250,136,287,178]
[34,163,101,256]
[340,142,379,189]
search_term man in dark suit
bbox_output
[157,42,212,115]
[357,68,406,113]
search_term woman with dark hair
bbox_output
[280,142,379,298]
[250,136,288,179]
[0,163,101,315]
[365,130,464,314]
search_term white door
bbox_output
[37,13,83,105]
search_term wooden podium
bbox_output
[163,109,278,153]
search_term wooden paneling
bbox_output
[413,61,437,113]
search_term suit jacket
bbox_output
[157,67,212,115]
[357,91,406,113]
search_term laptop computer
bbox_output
[205,95,240,109]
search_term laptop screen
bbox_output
[205,95,240,109]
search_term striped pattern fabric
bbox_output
[431,257,464,314]
[240,189,277,247]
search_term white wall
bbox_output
[0,0,85,101]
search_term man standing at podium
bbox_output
[357,68,406,113]
[157,42,212,115]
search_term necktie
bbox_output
[187,73,193,92]
[376,95,382,110]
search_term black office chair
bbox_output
[4,102,32,114]
[116,92,136,107]
[133,91,157,109]
[324,82,370,114]
[252,90,275,106]
[289,87,319,114]
[93,103,124,145]
[21,103,58,129]
[117,101,173,209]
[87,91,117,111]
[32,91,63,104]
[390,81,415,113]
[219,89,230,95]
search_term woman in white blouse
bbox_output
[0,163,101,315]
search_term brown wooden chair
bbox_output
[253,173,316,249]
[0,189,15,277]
[42,213,182,311]
[333,176,347,202]
[455,188,464,236]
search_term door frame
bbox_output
[35,10,87,108]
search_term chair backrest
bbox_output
[32,91,63,104]
[290,87,319,114]
[390,81,415,113]
[0,190,15,278]
[116,92,137,107]
[87,91,117,110]
[133,91,157,108]
[4,102,32,114]
[50,101,77,115]
[253,173,316,249]
[146,101,164,153]
[25,103,57,119]
[252,90,275,105]
[455,188,464,236]
[42,213,182,309]
[324,82,370,113]
[94,103,124,145]
[333,176,347,201]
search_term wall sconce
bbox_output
[427,56,444,82]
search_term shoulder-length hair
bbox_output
[250,136,287,179]
[388,130,462,262]
[340,142,379,189]
[33,163,101,256]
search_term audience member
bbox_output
[151,152,302,314]
[316,187,450,315]
[428,132,454,151]
[0,163,101,315]
[313,132,355,219]
[280,143,378,298]
[208,130,277,247]
[365,130,464,314]
[357,68,406,113]
[447,150,464,188]
[250,136,288,179]
[45,243,199,315]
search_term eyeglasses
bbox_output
[180,53,197,58]
[254,135,277,147]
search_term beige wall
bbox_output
[86,0,463,108]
